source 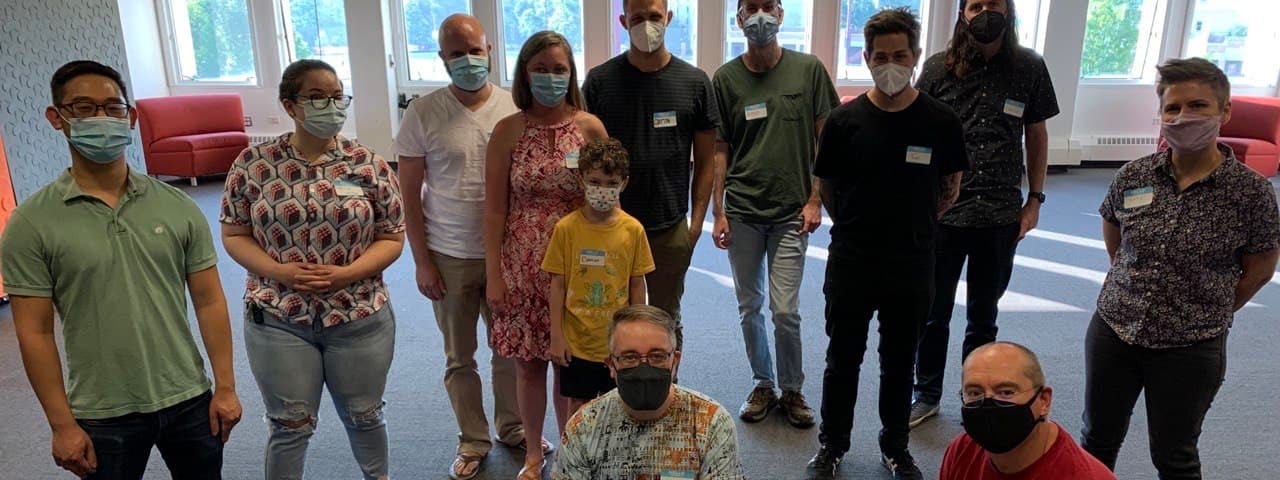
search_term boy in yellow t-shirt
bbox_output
[542,138,656,418]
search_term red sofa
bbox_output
[136,94,249,186]
[1158,96,1280,177]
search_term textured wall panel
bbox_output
[0,0,145,201]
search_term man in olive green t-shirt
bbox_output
[711,0,840,430]
[2,60,241,479]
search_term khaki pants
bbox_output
[431,252,522,456]
[645,219,693,350]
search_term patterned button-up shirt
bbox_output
[1098,145,1280,348]
[221,134,406,326]
[917,46,1059,228]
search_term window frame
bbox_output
[277,0,354,86]
[608,0,700,65]
[389,0,474,88]
[1178,0,1280,89]
[833,0,933,85]
[1079,0,1170,84]
[155,0,265,87]
[496,0,588,85]
[722,0,817,65]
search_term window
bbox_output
[724,0,814,63]
[1016,0,1051,53]
[1080,0,1166,79]
[836,0,926,81]
[280,0,351,85]
[162,0,258,84]
[1183,0,1280,88]
[500,0,585,83]
[610,0,698,64]
[397,0,471,83]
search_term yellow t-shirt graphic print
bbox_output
[543,210,656,362]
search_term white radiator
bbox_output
[1078,136,1160,162]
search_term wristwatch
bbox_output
[1028,191,1046,204]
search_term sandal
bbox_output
[516,459,545,480]
[513,437,555,456]
[449,452,485,480]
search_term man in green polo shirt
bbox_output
[2,60,241,479]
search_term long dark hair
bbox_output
[945,0,1020,78]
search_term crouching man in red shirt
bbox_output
[940,342,1113,479]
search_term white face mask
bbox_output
[870,62,914,97]
[585,184,621,212]
[629,20,666,53]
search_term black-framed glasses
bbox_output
[959,385,1042,406]
[612,350,673,369]
[293,95,353,110]
[58,101,131,119]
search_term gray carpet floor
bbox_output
[1,166,1278,479]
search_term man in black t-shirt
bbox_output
[805,8,966,480]
[583,0,720,352]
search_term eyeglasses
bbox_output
[959,385,1042,406]
[58,101,131,119]
[611,350,673,369]
[293,95,353,110]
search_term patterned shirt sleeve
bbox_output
[1022,56,1060,124]
[700,406,747,480]
[219,148,254,225]
[371,153,406,234]
[1243,177,1280,254]
[1098,164,1127,224]
[551,410,593,480]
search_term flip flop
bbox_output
[514,437,555,456]
[449,451,485,480]
[516,459,545,480]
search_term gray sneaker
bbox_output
[738,386,778,423]
[908,400,939,428]
[780,390,816,429]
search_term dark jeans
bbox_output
[1080,314,1226,480]
[914,222,1020,405]
[818,253,933,456]
[77,391,222,480]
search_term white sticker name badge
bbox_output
[745,102,768,121]
[565,150,580,169]
[906,146,933,165]
[660,470,696,480]
[1122,186,1154,209]
[653,111,678,129]
[334,179,363,197]
[579,249,606,267]
[1003,99,1027,118]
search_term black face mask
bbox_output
[960,388,1045,454]
[967,10,1007,44]
[615,363,673,411]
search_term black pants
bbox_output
[77,391,223,480]
[1080,314,1226,480]
[818,253,933,456]
[914,223,1020,404]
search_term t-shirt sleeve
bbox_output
[372,153,407,234]
[583,71,599,114]
[713,73,733,142]
[696,73,721,131]
[219,149,254,225]
[700,406,747,480]
[392,101,428,158]
[939,112,970,176]
[813,113,849,180]
[1098,166,1127,225]
[1023,56,1061,124]
[551,409,593,480]
[541,222,570,275]
[632,226,656,276]
[811,60,840,120]
[1242,177,1280,255]
[183,198,219,274]
[0,212,53,297]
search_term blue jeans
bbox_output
[244,305,396,480]
[726,219,807,392]
[77,391,222,480]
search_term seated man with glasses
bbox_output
[940,342,1113,479]
[552,305,746,479]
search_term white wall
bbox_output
[119,0,170,100]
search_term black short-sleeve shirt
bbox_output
[814,93,969,258]
[916,46,1059,228]
[583,54,721,231]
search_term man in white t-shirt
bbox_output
[394,13,533,480]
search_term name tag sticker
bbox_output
[906,146,933,165]
[653,111,678,128]
[1003,99,1026,118]
[566,151,580,169]
[579,249,606,267]
[334,179,363,197]
[1123,187,1154,209]
[745,102,768,121]
[660,471,696,480]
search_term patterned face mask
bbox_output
[585,184,621,212]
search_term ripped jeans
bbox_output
[244,305,396,480]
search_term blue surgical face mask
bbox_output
[742,11,780,47]
[63,115,133,164]
[530,72,571,107]
[448,54,490,92]
[298,102,346,139]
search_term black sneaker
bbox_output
[881,451,923,480]
[805,445,843,480]
[779,390,816,428]
[738,386,778,423]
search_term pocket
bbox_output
[777,91,806,121]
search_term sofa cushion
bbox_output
[1220,137,1278,156]
[151,132,250,153]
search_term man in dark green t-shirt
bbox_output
[711,0,839,430]
[2,61,241,479]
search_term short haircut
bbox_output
[279,59,338,101]
[608,305,678,352]
[510,31,584,111]
[578,138,631,177]
[738,0,782,9]
[1156,57,1231,109]
[864,7,922,55]
[622,0,668,11]
[50,60,129,104]
[967,341,1046,388]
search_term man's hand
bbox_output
[712,214,732,250]
[416,260,447,301]
[208,388,242,444]
[51,424,96,478]
[1018,202,1041,240]
[799,201,822,234]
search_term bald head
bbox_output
[438,14,488,60]
[963,341,1045,389]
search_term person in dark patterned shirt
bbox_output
[910,0,1060,428]
[1081,58,1280,479]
